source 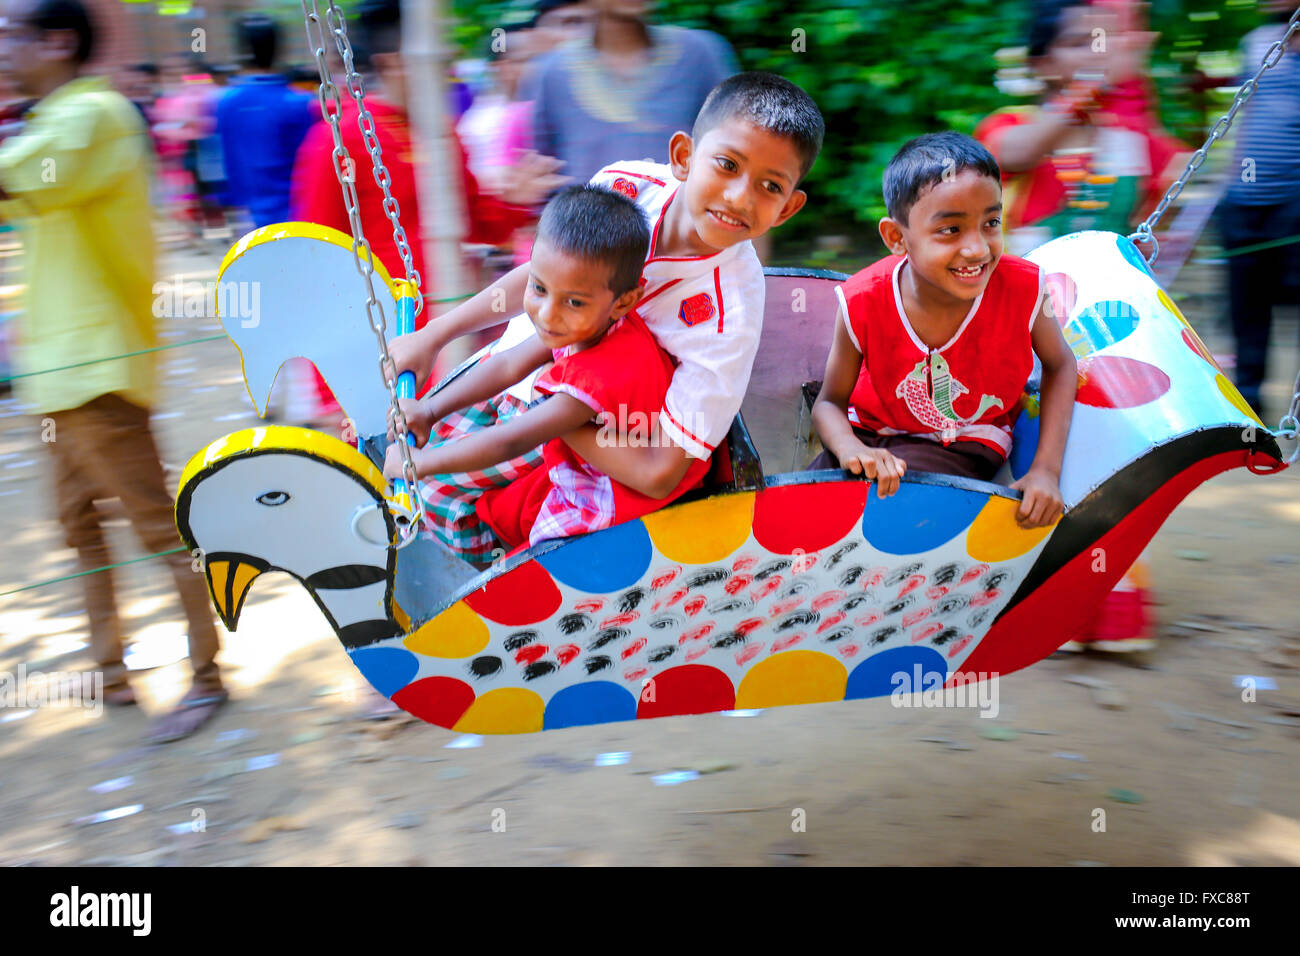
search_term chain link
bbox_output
[299,0,426,543]
[1125,8,1300,465]
[1128,7,1300,263]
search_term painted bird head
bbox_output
[174,426,409,649]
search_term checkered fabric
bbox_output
[529,462,617,546]
[418,391,543,562]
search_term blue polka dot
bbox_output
[349,646,419,697]
[1117,236,1154,278]
[1009,407,1039,482]
[863,481,987,555]
[543,681,638,729]
[1067,299,1140,352]
[845,646,947,700]
[536,519,653,593]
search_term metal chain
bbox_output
[1279,369,1300,465]
[1127,7,1300,464]
[299,0,425,541]
[322,2,424,317]
[1128,7,1300,264]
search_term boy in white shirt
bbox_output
[390,72,824,562]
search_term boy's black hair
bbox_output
[237,13,279,70]
[691,72,825,182]
[1027,0,1082,59]
[535,185,650,296]
[883,132,1001,226]
[28,0,94,65]
[353,0,402,71]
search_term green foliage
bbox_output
[446,0,1272,251]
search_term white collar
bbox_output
[891,257,983,353]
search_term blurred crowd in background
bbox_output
[1,0,1298,417]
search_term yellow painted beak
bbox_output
[205,555,268,631]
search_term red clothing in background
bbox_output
[290,94,533,410]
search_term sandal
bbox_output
[146,688,230,744]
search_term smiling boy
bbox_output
[811,132,1076,529]
[390,72,823,560]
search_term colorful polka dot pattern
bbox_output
[339,231,1275,733]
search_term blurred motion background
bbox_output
[0,0,1297,866]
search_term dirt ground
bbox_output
[0,243,1298,867]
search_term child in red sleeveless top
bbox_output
[812,132,1076,529]
[383,184,709,556]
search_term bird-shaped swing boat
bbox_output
[173,0,1298,735]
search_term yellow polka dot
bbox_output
[966,496,1056,562]
[1216,373,1264,426]
[453,687,544,734]
[735,650,846,709]
[1158,289,1190,327]
[641,491,755,565]
[403,601,489,657]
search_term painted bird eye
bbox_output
[256,491,290,506]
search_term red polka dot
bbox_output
[1076,356,1171,409]
[464,559,561,626]
[391,676,474,729]
[638,664,735,719]
[752,482,867,554]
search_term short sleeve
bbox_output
[659,271,765,458]
[535,349,613,416]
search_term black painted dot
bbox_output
[587,627,627,650]
[870,625,899,645]
[932,562,962,586]
[931,627,963,646]
[775,610,818,632]
[754,559,791,581]
[840,594,870,613]
[686,568,729,589]
[709,597,751,615]
[468,656,503,679]
[711,631,747,649]
[936,595,969,616]
[584,655,612,674]
[503,630,538,652]
[619,587,646,613]
[825,542,860,569]
[523,660,557,681]
[558,613,593,635]
[647,645,676,663]
[885,595,916,616]
[884,562,923,587]
[838,565,865,587]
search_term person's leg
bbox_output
[418,392,544,563]
[80,394,224,697]
[1220,201,1276,413]
[48,403,132,697]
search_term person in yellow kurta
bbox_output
[0,0,226,741]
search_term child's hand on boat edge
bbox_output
[1009,467,1064,529]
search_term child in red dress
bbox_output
[812,132,1077,530]
[383,184,709,555]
